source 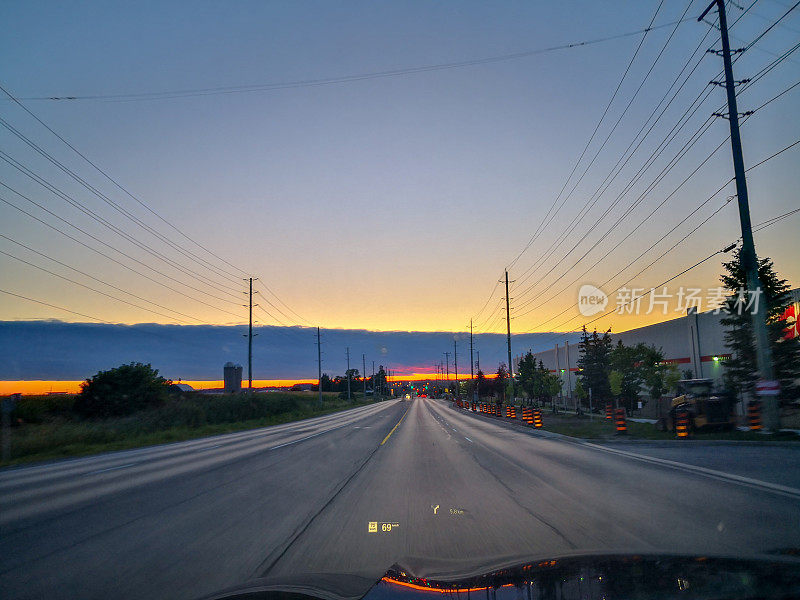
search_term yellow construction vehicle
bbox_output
[665,379,735,432]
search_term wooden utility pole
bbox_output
[346,347,351,402]
[362,353,367,400]
[317,327,322,406]
[453,339,459,398]
[244,277,258,390]
[505,270,515,400]
[699,0,777,429]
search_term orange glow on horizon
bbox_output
[1,373,497,396]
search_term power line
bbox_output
[0,82,248,278]
[13,18,697,103]
[744,0,800,49]
[0,82,308,324]
[0,114,244,288]
[0,289,113,323]
[0,188,249,318]
[506,0,669,272]
[0,247,196,324]
[510,16,800,311]
[518,135,800,334]
[0,233,206,323]
[512,26,718,293]
[0,152,245,299]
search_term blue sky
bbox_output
[1,1,798,340]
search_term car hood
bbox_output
[201,550,800,600]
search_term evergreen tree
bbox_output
[576,326,612,403]
[719,249,800,404]
[495,363,509,404]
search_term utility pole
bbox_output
[699,0,777,430]
[362,353,367,401]
[469,320,474,380]
[443,352,450,382]
[505,270,515,401]
[372,360,375,397]
[555,343,561,411]
[565,340,574,412]
[476,350,480,372]
[346,347,351,402]
[317,327,322,406]
[453,339,459,399]
[243,277,258,391]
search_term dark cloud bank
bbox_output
[1,321,582,380]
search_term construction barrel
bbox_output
[533,409,543,428]
[748,401,762,431]
[522,407,533,425]
[676,411,690,438]
[605,403,613,420]
[614,408,627,434]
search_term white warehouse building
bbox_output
[522,288,800,413]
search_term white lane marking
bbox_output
[84,463,138,475]
[200,444,222,451]
[464,437,473,443]
[270,430,327,450]
[582,441,800,500]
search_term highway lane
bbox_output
[2,396,800,599]
[0,400,406,600]
[265,398,800,581]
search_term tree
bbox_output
[475,370,487,399]
[574,378,587,403]
[609,370,623,400]
[376,365,388,396]
[317,373,333,392]
[577,326,612,404]
[517,352,538,402]
[544,372,562,404]
[719,248,800,404]
[639,344,667,402]
[75,362,171,418]
[495,363,509,404]
[663,365,681,396]
[609,341,666,412]
[609,341,641,412]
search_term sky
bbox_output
[1,1,798,349]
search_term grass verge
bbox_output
[531,412,800,442]
[1,393,382,468]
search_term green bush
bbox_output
[12,394,76,423]
[74,362,172,418]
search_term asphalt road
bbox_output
[2,397,799,599]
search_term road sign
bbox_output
[756,380,780,396]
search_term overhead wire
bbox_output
[518,135,800,334]
[512,22,718,294]
[0,187,249,316]
[0,152,246,299]
[510,10,799,312]
[0,114,244,288]
[0,82,310,324]
[0,82,248,278]
[506,0,669,272]
[13,18,697,103]
[0,233,207,323]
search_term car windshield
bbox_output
[1,2,800,599]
